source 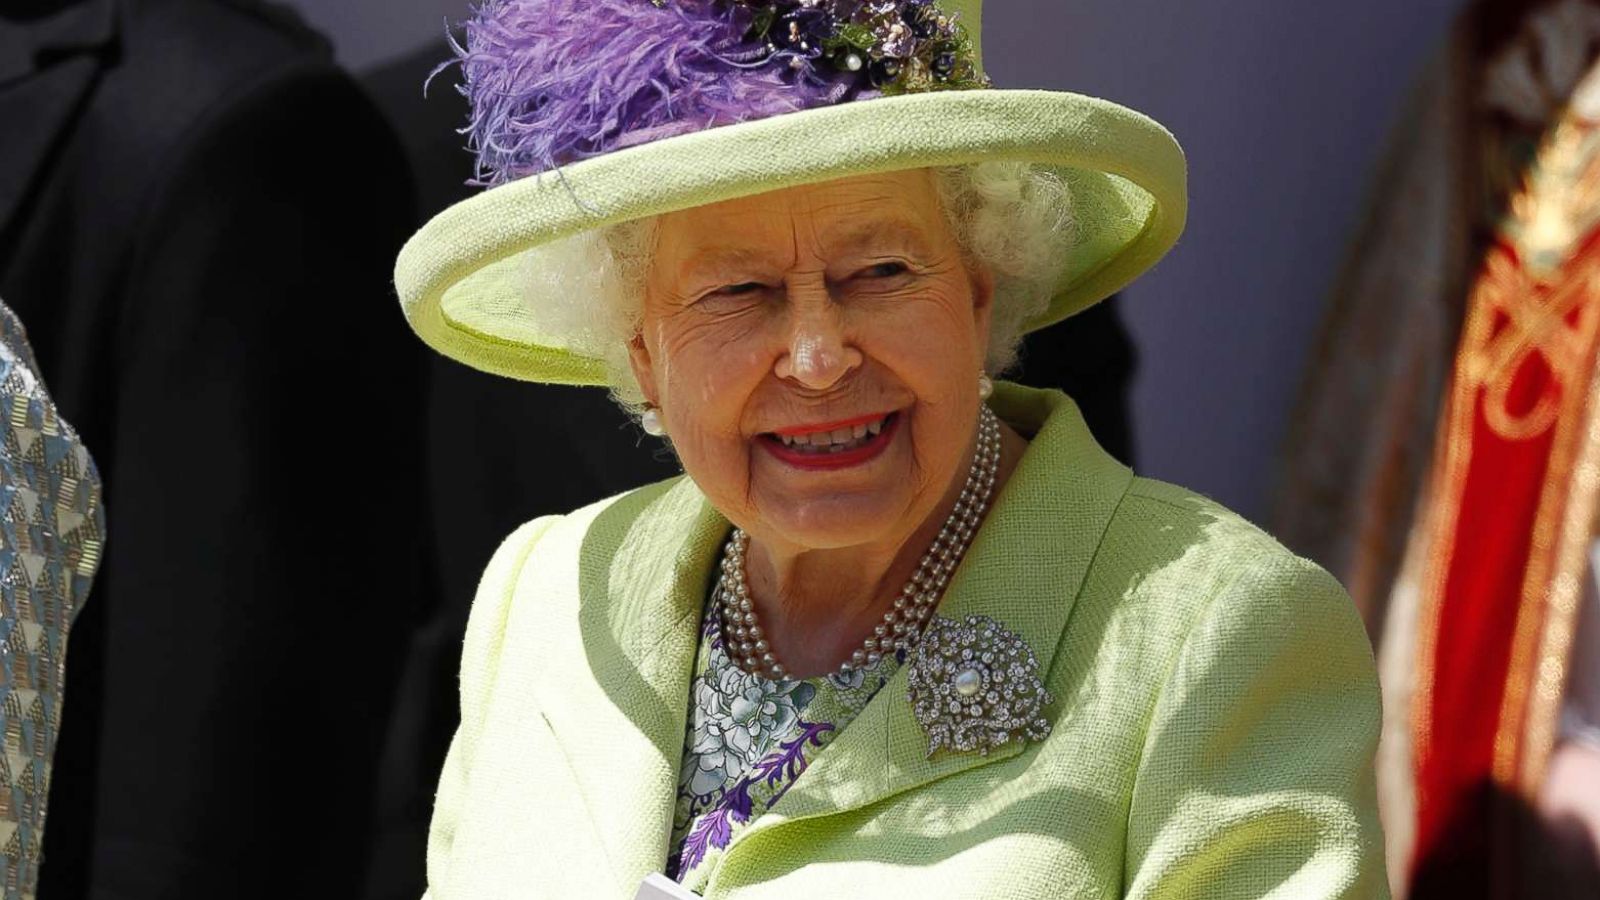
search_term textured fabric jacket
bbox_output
[425,384,1388,899]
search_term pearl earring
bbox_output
[640,405,667,437]
[977,372,994,400]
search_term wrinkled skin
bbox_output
[628,168,1025,676]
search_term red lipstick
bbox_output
[760,412,900,471]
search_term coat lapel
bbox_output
[729,384,1134,840]
[530,477,729,889]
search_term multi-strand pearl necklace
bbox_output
[715,406,1003,681]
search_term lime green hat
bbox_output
[394,0,1187,385]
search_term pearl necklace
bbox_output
[715,406,1002,681]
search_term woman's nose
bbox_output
[773,297,863,390]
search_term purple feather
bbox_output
[444,0,873,185]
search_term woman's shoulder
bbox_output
[1089,474,1361,646]
[1068,474,1380,769]
[1110,474,1333,585]
[456,474,700,691]
[1013,385,1350,612]
[469,472,708,624]
[1090,479,1387,897]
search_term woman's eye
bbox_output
[713,281,765,297]
[864,262,908,278]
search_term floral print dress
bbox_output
[667,590,903,890]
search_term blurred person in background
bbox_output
[0,1,429,896]
[1277,0,1600,896]
[0,298,104,900]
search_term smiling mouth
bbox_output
[772,414,889,453]
[760,412,900,469]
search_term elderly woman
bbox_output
[396,1,1387,897]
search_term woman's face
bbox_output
[628,168,994,555]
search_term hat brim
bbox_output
[394,88,1187,385]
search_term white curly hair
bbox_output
[517,162,1076,413]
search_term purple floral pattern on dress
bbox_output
[674,777,750,876]
[670,717,836,875]
[667,592,898,886]
[756,720,835,802]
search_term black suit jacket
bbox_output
[1,2,428,896]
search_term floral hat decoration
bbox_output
[395,0,1187,384]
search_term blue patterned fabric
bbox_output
[0,301,104,899]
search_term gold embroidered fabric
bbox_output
[0,300,104,899]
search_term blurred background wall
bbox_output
[282,0,1470,520]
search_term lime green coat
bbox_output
[424,384,1388,899]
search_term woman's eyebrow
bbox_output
[676,246,777,283]
[824,219,936,255]
[673,217,934,284]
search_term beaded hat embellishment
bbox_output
[723,0,988,94]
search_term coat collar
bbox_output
[537,383,1132,887]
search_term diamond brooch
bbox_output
[907,614,1053,758]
